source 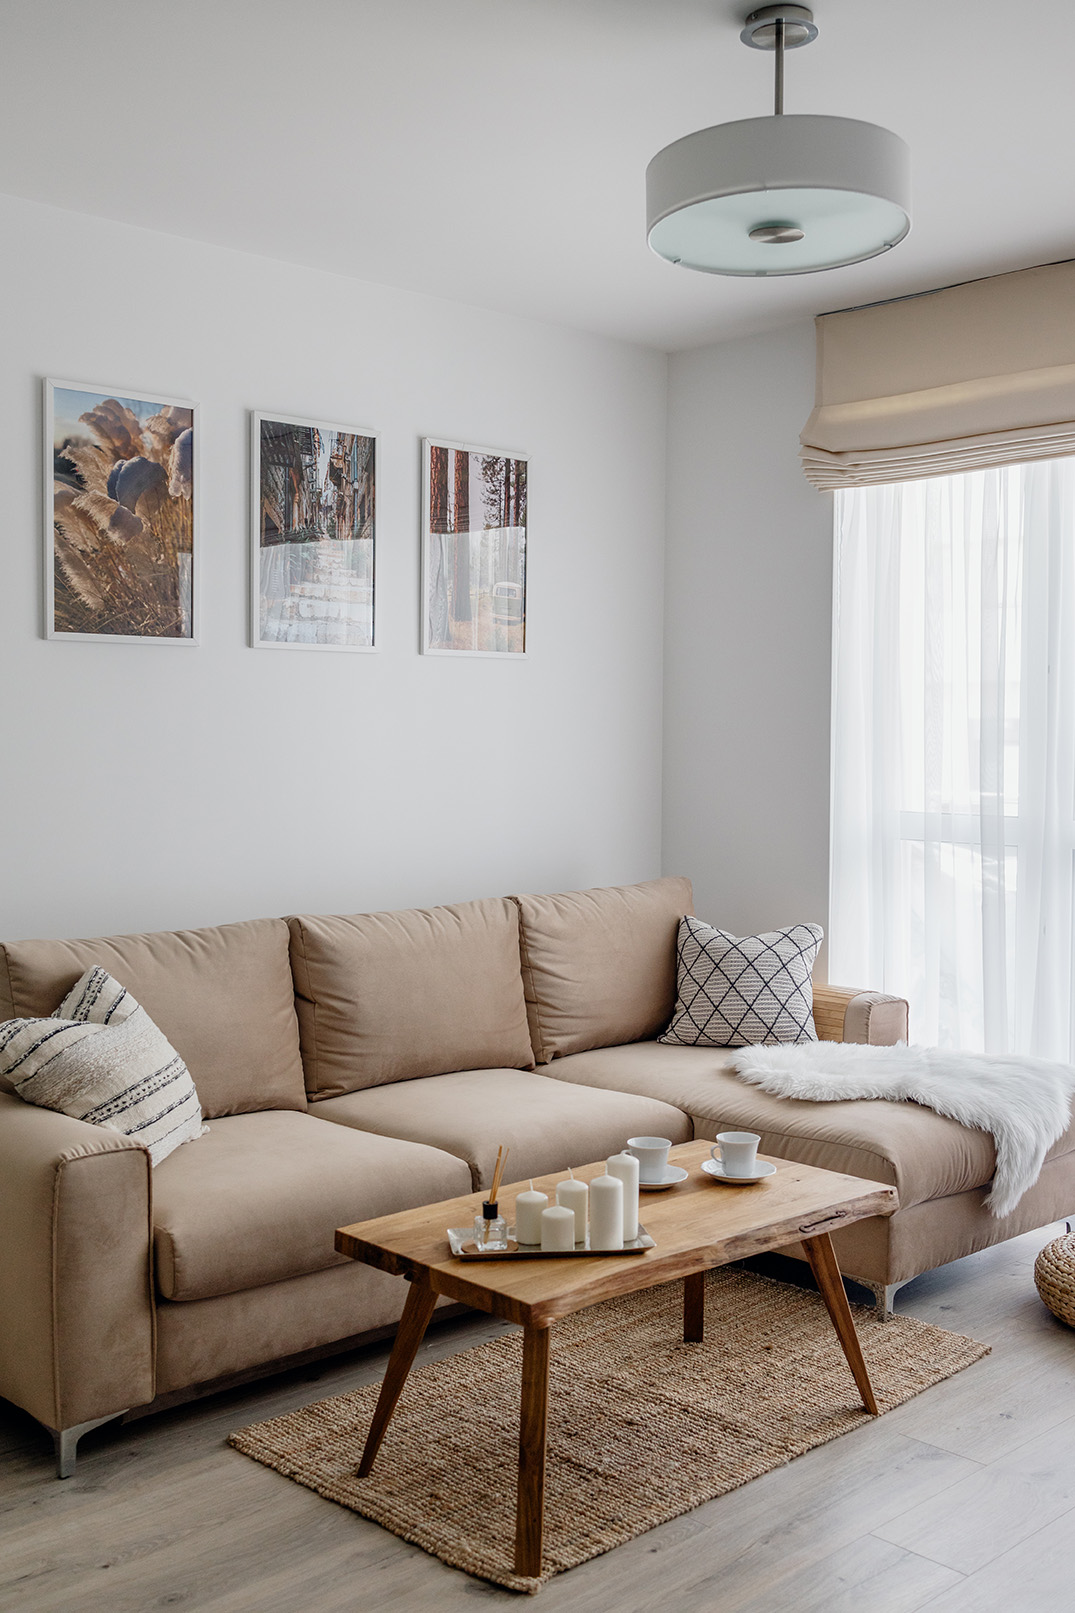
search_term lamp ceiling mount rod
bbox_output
[774,17,784,114]
[741,6,818,115]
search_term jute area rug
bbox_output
[229,1268,988,1594]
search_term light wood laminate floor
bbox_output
[2,1223,1074,1613]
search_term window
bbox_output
[829,459,1075,1059]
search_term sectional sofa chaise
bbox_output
[3,876,1074,1476]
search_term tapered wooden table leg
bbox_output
[358,1278,438,1476]
[683,1270,706,1342]
[514,1322,551,1578]
[802,1232,880,1415]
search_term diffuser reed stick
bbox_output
[489,1145,509,1205]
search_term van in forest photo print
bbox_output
[422,438,527,656]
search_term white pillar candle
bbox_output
[514,1182,548,1246]
[607,1151,640,1240]
[556,1172,588,1243]
[540,1204,576,1252]
[589,1173,625,1250]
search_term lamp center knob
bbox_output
[748,222,805,243]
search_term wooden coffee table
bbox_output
[336,1140,898,1578]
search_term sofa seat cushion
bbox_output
[0,918,306,1119]
[310,1069,693,1192]
[152,1112,471,1301]
[540,1042,1075,1211]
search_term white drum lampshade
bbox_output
[647,6,911,278]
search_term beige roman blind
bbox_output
[800,260,1075,490]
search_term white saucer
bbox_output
[701,1158,777,1184]
[638,1164,689,1191]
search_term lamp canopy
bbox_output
[646,6,911,278]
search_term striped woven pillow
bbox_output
[0,967,206,1165]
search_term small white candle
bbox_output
[514,1181,548,1245]
[589,1173,625,1250]
[556,1171,588,1243]
[540,1204,576,1252]
[607,1151,640,1240]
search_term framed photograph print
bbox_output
[252,412,376,651]
[422,438,528,657]
[45,379,197,643]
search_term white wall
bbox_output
[662,322,835,970]
[0,195,667,940]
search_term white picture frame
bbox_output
[251,410,378,652]
[44,377,199,644]
[421,436,528,658]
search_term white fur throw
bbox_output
[731,1041,1075,1219]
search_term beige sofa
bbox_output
[2,876,1073,1477]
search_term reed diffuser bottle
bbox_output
[473,1200,509,1250]
[473,1143,510,1250]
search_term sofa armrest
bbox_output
[812,985,909,1046]
[0,1092,155,1431]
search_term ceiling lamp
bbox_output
[646,5,910,277]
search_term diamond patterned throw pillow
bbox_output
[659,916,823,1048]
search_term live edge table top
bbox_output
[335,1140,899,1329]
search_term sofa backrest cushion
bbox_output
[288,897,536,1099]
[512,876,694,1063]
[0,918,306,1118]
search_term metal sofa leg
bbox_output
[47,1411,129,1478]
[862,1280,906,1321]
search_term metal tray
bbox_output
[447,1223,654,1260]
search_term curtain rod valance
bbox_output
[800,261,1075,489]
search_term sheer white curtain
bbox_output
[830,458,1075,1058]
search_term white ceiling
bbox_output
[3,0,1072,350]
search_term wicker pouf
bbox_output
[1035,1232,1075,1327]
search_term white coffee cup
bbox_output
[627,1136,672,1184]
[711,1131,761,1178]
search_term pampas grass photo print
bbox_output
[45,379,197,643]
